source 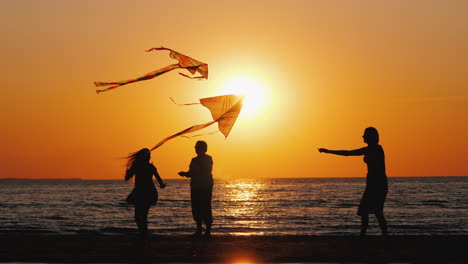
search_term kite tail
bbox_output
[170,97,200,106]
[95,81,133,93]
[146,47,170,52]
[180,130,220,138]
[150,120,217,151]
[94,64,180,94]
[95,83,124,94]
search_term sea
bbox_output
[0,177,467,236]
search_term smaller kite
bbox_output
[94,47,208,94]
[150,94,243,151]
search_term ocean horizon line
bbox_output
[1,175,467,181]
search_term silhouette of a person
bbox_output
[178,140,213,238]
[319,127,388,236]
[125,148,166,236]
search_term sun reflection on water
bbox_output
[227,182,263,201]
[229,231,265,236]
[217,180,269,235]
[231,260,255,264]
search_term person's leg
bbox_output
[375,211,388,236]
[141,204,150,234]
[135,204,150,235]
[203,189,213,237]
[360,214,369,236]
[204,221,212,238]
[134,205,144,233]
[194,221,202,237]
[192,203,202,237]
[191,190,203,237]
[203,209,212,237]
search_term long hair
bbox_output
[126,148,151,169]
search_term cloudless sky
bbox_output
[2,0,467,179]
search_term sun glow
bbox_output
[231,260,255,264]
[218,76,269,119]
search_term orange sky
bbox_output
[2,0,467,179]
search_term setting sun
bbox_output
[218,75,269,119]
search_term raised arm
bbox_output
[318,147,367,156]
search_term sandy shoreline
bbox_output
[1,234,467,263]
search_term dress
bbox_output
[188,154,213,223]
[126,163,160,206]
[357,145,388,216]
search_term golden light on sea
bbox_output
[231,261,255,264]
[228,182,262,201]
[219,181,268,235]
[229,255,258,264]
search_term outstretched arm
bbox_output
[178,158,195,178]
[318,147,366,156]
[178,171,191,178]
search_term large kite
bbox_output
[94,47,208,94]
[150,94,243,151]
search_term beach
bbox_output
[1,234,467,263]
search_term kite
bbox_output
[150,94,243,151]
[94,47,208,94]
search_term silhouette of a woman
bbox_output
[178,140,214,238]
[319,127,388,236]
[125,148,166,235]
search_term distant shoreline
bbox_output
[0,178,83,181]
[1,176,467,181]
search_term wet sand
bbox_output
[0,234,467,263]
